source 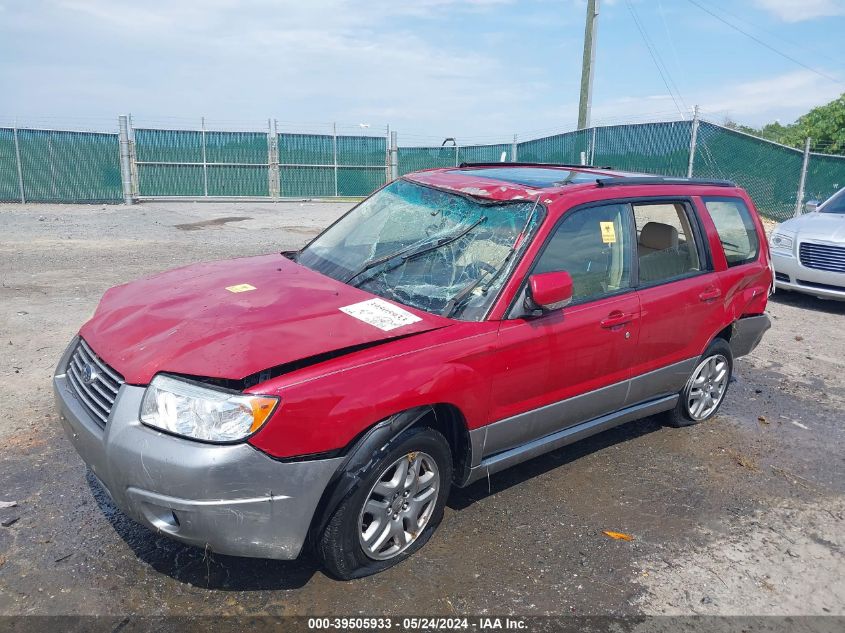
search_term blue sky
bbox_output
[1,0,843,142]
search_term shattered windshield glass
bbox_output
[298,179,543,320]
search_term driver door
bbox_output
[484,202,641,457]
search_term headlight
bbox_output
[140,375,279,443]
[769,231,794,252]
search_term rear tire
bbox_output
[662,338,733,428]
[317,426,452,580]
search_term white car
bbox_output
[771,188,845,300]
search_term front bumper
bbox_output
[53,338,343,560]
[772,251,845,301]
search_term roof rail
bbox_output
[458,161,613,170]
[596,176,737,188]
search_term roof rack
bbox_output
[458,162,613,170]
[596,177,737,188]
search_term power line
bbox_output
[698,0,844,69]
[625,0,689,117]
[657,0,685,77]
[685,0,845,86]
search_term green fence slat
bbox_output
[15,129,121,202]
[205,131,268,164]
[337,168,386,197]
[0,129,20,201]
[804,153,845,205]
[594,121,691,176]
[279,134,334,166]
[516,130,589,164]
[134,128,202,163]
[694,122,804,222]
[280,166,334,197]
[137,164,204,196]
[207,165,269,196]
[336,135,385,167]
[398,147,457,175]
[458,144,512,164]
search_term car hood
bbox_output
[79,254,452,385]
[777,213,845,242]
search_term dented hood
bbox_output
[79,254,451,385]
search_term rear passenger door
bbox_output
[700,196,768,314]
[627,199,724,405]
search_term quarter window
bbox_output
[703,197,760,266]
[534,203,633,303]
[632,201,702,284]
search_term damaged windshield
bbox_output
[298,179,543,320]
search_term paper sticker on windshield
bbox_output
[226,284,256,293]
[340,298,422,331]
[599,222,616,244]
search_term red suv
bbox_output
[54,164,772,579]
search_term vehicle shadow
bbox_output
[448,414,664,510]
[770,289,845,314]
[88,415,666,589]
[86,471,321,591]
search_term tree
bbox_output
[725,93,845,155]
[794,94,845,154]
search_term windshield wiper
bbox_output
[345,216,487,286]
[442,195,541,318]
[441,271,492,317]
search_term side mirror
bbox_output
[526,271,573,313]
[804,200,820,213]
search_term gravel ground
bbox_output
[0,201,842,616]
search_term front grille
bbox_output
[65,338,124,428]
[774,272,790,283]
[799,241,845,273]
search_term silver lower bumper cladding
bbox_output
[53,338,342,560]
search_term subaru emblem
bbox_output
[81,363,98,385]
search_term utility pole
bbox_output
[577,0,600,130]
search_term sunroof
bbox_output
[448,167,609,188]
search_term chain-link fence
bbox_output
[397,143,513,175]
[2,116,844,222]
[693,122,809,220]
[0,128,122,203]
[129,123,389,199]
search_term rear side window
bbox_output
[703,197,760,267]
[631,201,702,284]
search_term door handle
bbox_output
[600,310,635,329]
[699,287,722,302]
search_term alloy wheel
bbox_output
[686,354,730,420]
[358,451,440,560]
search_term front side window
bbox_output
[298,179,542,320]
[632,201,703,283]
[703,197,760,266]
[533,203,633,304]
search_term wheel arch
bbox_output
[307,402,472,547]
[713,322,733,344]
[707,313,770,361]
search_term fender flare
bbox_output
[308,405,434,542]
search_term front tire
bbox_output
[317,426,452,579]
[663,338,733,428]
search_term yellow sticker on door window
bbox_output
[600,221,616,244]
[226,284,256,293]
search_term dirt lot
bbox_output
[0,202,843,616]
